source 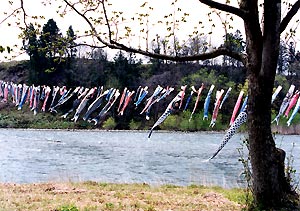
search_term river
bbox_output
[0,129,299,188]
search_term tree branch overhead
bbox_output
[280,0,300,33]
[198,0,247,20]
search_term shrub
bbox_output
[129,119,141,130]
[161,115,178,130]
[102,117,117,130]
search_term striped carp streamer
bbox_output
[271,85,282,103]
[284,90,299,118]
[272,84,295,125]
[83,89,109,121]
[134,86,148,107]
[134,86,142,102]
[156,87,174,102]
[55,86,81,109]
[95,86,103,98]
[2,82,9,103]
[230,90,244,125]
[0,81,3,100]
[140,85,163,114]
[210,111,248,160]
[91,89,120,125]
[144,88,167,119]
[49,86,60,110]
[119,90,135,116]
[117,87,128,112]
[56,86,69,105]
[209,89,224,128]
[189,84,204,121]
[17,84,29,110]
[61,87,88,118]
[41,86,51,112]
[61,87,86,119]
[145,86,174,120]
[28,85,35,109]
[183,90,194,111]
[239,95,248,114]
[287,96,300,126]
[178,85,187,109]
[148,89,184,139]
[49,87,74,113]
[32,86,41,115]
[72,87,97,122]
[203,84,215,120]
[14,84,22,106]
[219,87,232,109]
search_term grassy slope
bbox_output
[0,182,246,211]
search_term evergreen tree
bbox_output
[66,25,77,59]
[40,18,61,59]
[22,23,41,83]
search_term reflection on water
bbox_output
[0,129,299,188]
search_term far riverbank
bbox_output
[272,124,300,135]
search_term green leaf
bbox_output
[0,46,5,53]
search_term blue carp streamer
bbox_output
[203,84,215,120]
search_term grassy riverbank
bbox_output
[0,182,247,211]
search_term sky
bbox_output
[0,0,299,62]
[0,0,88,61]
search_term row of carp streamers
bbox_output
[0,80,297,158]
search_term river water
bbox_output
[0,129,299,188]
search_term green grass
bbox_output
[0,182,246,211]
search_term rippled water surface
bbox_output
[0,129,299,188]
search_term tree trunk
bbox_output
[243,0,299,208]
[248,73,292,208]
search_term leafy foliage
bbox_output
[102,117,117,130]
[22,19,77,84]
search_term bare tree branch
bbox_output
[110,39,247,63]
[63,0,112,46]
[101,0,113,42]
[0,8,20,24]
[1,0,29,27]
[62,0,246,64]
[70,43,107,49]
[83,0,101,16]
[0,6,21,25]
[20,0,28,27]
[280,0,300,33]
[198,0,247,20]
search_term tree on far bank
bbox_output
[66,25,77,59]
[22,23,40,83]
[22,18,79,84]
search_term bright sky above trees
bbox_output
[0,0,299,61]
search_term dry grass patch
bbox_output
[0,182,245,211]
